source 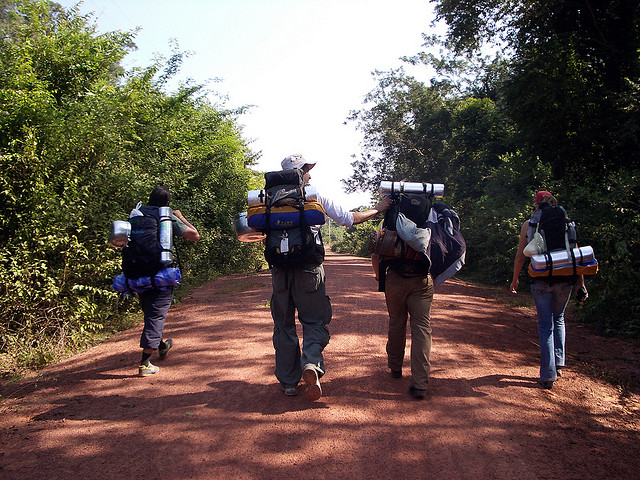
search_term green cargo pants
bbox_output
[270,264,332,387]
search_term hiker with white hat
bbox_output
[269,154,391,400]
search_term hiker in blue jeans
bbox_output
[511,191,588,389]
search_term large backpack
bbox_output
[370,191,466,290]
[122,206,166,279]
[253,169,326,268]
[527,203,581,280]
[384,193,432,233]
[529,203,577,253]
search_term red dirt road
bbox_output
[1,253,639,480]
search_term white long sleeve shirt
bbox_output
[315,191,354,227]
[308,190,354,244]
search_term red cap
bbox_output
[534,190,552,202]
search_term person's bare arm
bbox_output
[351,197,392,225]
[173,209,200,242]
[510,221,529,293]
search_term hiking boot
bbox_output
[538,379,554,389]
[302,367,322,401]
[391,369,402,379]
[159,339,173,360]
[409,385,426,399]
[139,363,159,377]
[282,385,298,396]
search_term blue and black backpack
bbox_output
[122,206,165,279]
[261,169,325,268]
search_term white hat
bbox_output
[281,154,316,171]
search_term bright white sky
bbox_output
[57,0,440,209]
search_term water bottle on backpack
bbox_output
[158,206,173,265]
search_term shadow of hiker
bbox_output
[28,379,329,423]
[466,374,539,390]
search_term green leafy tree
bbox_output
[433,0,640,177]
[345,68,454,196]
[0,0,261,375]
[339,1,640,336]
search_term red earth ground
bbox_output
[1,252,639,480]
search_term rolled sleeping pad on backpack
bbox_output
[379,181,444,197]
[233,212,266,243]
[530,246,594,270]
[246,202,326,229]
[528,246,598,277]
[158,206,173,265]
[247,185,318,206]
[109,220,131,248]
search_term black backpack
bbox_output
[122,206,165,279]
[528,203,578,281]
[263,170,325,268]
[373,193,433,290]
[529,203,577,253]
[372,193,466,291]
[383,192,432,232]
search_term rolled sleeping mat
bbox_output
[233,212,267,243]
[528,246,598,277]
[109,220,131,248]
[247,202,326,229]
[379,181,444,197]
[530,246,595,271]
[113,267,182,293]
[248,185,318,206]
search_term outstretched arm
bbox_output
[351,197,392,225]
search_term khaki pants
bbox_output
[384,269,434,389]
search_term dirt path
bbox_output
[1,252,639,480]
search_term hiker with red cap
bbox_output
[511,190,588,390]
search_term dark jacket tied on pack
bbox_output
[369,190,466,292]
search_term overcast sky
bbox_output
[57,0,440,208]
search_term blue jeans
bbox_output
[530,280,573,381]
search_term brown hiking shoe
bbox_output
[302,367,322,401]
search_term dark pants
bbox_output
[139,287,174,350]
[270,265,332,387]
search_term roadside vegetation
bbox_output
[0,0,263,377]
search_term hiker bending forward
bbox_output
[271,154,391,400]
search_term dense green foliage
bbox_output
[343,0,640,337]
[320,219,346,246]
[331,220,380,258]
[0,1,262,375]
[2,0,638,379]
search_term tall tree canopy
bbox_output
[434,0,640,178]
[343,0,640,337]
